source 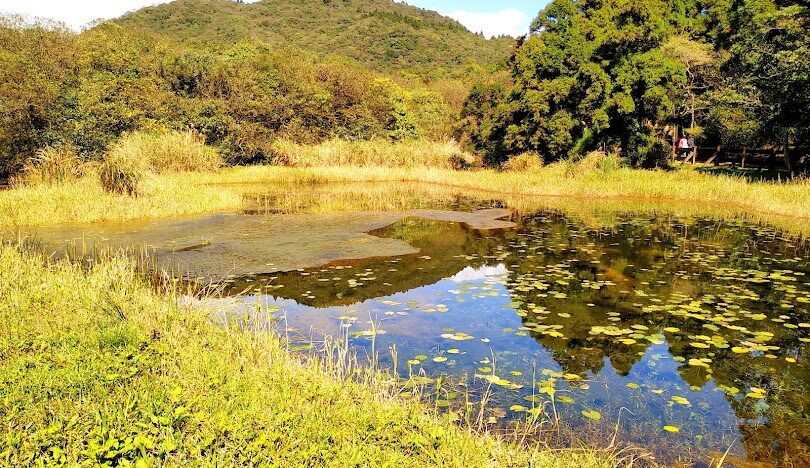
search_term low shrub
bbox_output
[502,152,544,172]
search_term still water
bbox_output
[36,202,810,466]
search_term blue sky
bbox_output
[405,1,542,37]
[0,0,544,37]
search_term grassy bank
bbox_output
[3,162,810,234]
[0,245,619,466]
[271,139,479,169]
[202,165,810,220]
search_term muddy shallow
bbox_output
[32,208,515,278]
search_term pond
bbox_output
[31,189,810,466]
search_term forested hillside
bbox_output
[0,16,466,177]
[115,0,513,78]
[4,0,806,179]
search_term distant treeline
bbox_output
[457,0,810,167]
[0,17,456,178]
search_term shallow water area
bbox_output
[28,189,810,466]
[29,208,514,278]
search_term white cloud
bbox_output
[449,264,507,283]
[0,0,169,29]
[446,8,530,38]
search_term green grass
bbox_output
[0,245,621,466]
[0,177,241,227]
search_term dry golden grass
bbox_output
[196,164,810,223]
[3,154,810,236]
[109,130,224,174]
[271,138,479,169]
[0,176,241,227]
[14,146,88,186]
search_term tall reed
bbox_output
[109,130,224,173]
[15,145,88,186]
[271,138,479,169]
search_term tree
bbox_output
[459,0,690,167]
[0,17,77,177]
[662,36,716,137]
[721,0,809,149]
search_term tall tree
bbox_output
[459,0,693,167]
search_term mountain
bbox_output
[114,0,513,76]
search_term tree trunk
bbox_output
[784,132,793,177]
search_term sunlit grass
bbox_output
[0,245,623,466]
[207,164,810,234]
[0,176,241,227]
[271,138,479,169]
[205,164,810,220]
[2,154,809,235]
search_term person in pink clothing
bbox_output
[677,135,691,159]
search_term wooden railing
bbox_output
[677,146,808,171]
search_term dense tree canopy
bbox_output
[2,0,807,176]
[458,0,810,167]
[115,0,512,80]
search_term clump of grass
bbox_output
[271,138,479,169]
[578,150,625,173]
[0,245,618,467]
[14,146,88,186]
[561,150,625,178]
[98,130,223,195]
[502,151,544,172]
[99,146,148,196]
[112,130,224,173]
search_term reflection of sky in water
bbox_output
[242,264,745,462]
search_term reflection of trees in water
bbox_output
[216,209,810,464]
[500,212,810,465]
[223,218,504,307]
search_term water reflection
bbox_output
[224,215,810,466]
[33,209,810,465]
